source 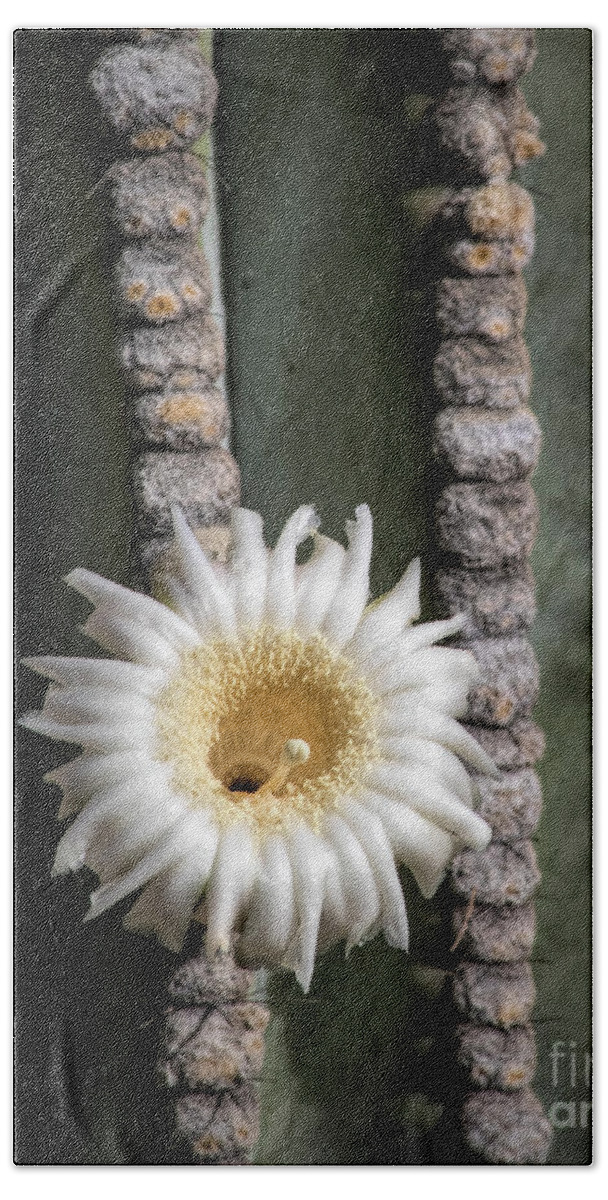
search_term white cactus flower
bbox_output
[22,504,494,991]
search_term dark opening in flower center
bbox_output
[155,627,380,831]
[227,769,268,794]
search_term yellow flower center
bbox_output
[154,627,379,833]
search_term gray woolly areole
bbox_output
[453,961,536,1029]
[436,563,536,639]
[134,386,229,451]
[462,1089,551,1165]
[117,240,213,324]
[133,448,240,538]
[433,406,542,482]
[109,153,210,240]
[436,481,539,569]
[469,768,543,841]
[442,29,538,85]
[436,84,544,183]
[434,336,532,409]
[437,276,528,342]
[464,637,540,726]
[451,840,541,907]
[122,314,225,389]
[462,720,546,771]
[456,1024,537,1091]
[452,902,537,963]
[90,39,218,148]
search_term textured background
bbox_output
[14,29,591,1164]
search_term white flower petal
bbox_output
[41,686,154,727]
[21,711,156,752]
[409,681,473,718]
[123,866,199,952]
[322,813,382,951]
[52,773,182,877]
[376,696,499,777]
[84,842,177,919]
[371,646,478,692]
[45,750,160,819]
[397,614,466,652]
[362,789,456,898]
[316,861,349,953]
[52,803,104,875]
[295,534,346,634]
[238,834,296,964]
[368,762,491,850]
[349,613,466,677]
[369,648,478,717]
[205,824,259,957]
[230,508,268,628]
[66,568,199,650]
[322,505,373,648]
[88,805,209,889]
[122,865,200,951]
[379,735,475,807]
[156,575,203,631]
[265,506,319,630]
[85,810,215,919]
[124,824,218,951]
[85,852,171,919]
[23,656,167,696]
[283,822,335,992]
[347,557,421,664]
[169,506,237,635]
[81,606,180,669]
[339,801,409,951]
[374,675,476,721]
